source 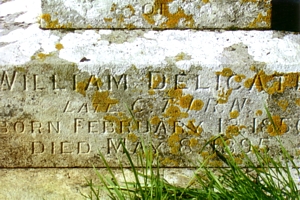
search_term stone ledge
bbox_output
[40,0,271,29]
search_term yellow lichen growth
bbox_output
[225,125,245,139]
[104,114,130,134]
[256,110,263,116]
[110,3,117,11]
[142,0,194,28]
[37,53,49,60]
[104,18,113,22]
[92,91,119,112]
[190,99,204,111]
[217,68,233,77]
[250,65,256,71]
[189,138,198,148]
[152,74,164,89]
[267,115,287,136]
[234,74,246,83]
[125,23,136,29]
[201,151,224,167]
[248,8,271,28]
[175,52,191,61]
[295,99,300,106]
[168,132,181,154]
[277,100,289,111]
[202,0,209,3]
[186,120,202,136]
[160,157,179,166]
[164,105,188,125]
[76,77,103,96]
[284,73,298,88]
[217,88,232,104]
[230,110,239,119]
[126,5,135,15]
[127,133,138,143]
[55,43,64,50]
[41,13,72,28]
[148,89,155,95]
[168,88,182,99]
[244,70,299,94]
[150,116,161,125]
[179,94,193,108]
[234,157,243,165]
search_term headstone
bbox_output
[41,0,272,29]
[1,0,300,199]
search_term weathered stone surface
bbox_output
[0,168,195,199]
[1,0,300,199]
[40,0,271,29]
[2,62,300,168]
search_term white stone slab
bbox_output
[40,0,271,29]
[1,31,300,168]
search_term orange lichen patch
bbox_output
[190,99,204,111]
[164,105,188,125]
[41,13,72,28]
[125,23,136,29]
[234,157,243,165]
[189,138,198,148]
[127,133,138,143]
[250,65,256,71]
[244,70,300,94]
[168,88,182,99]
[142,0,194,28]
[277,100,289,111]
[126,5,135,15]
[148,89,155,95]
[202,0,209,3]
[104,114,130,134]
[37,53,49,60]
[104,18,113,22]
[92,91,119,112]
[175,52,191,61]
[216,68,233,77]
[217,88,232,104]
[152,74,164,89]
[201,151,225,167]
[295,98,300,106]
[110,3,117,12]
[284,73,298,88]
[256,110,263,116]
[186,120,202,136]
[225,125,245,139]
[160,157,179,166]
[230,110,239,119]
[267,115,287,136]
[179,94,193,108]
[150,116,161,125]
[248,9,271,28]
[76,77,103,96]
[234,74,246,83]
[168,133,181,154]
[55,43,64,50]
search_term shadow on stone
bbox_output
[272,0,300,32]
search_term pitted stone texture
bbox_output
[1,64,300,168]
[40,0,271,29]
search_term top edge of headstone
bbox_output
[40,0,271,30]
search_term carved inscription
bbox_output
[0,65,299,167]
